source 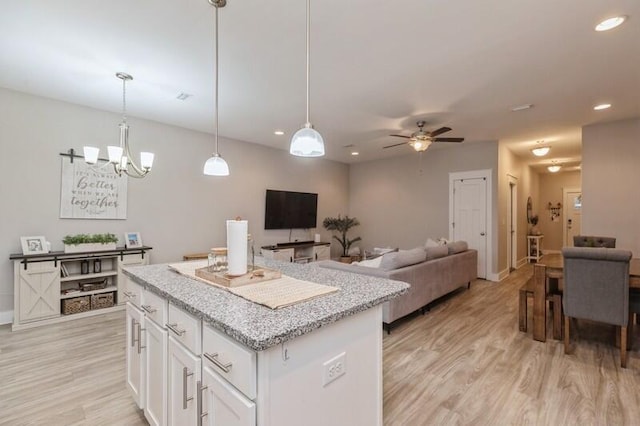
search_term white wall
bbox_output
[582,117,640,254]
[0,88,349,319]
[348,141,498,269]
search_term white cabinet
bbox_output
[10,247,151,330]
[14,260,60,323]
[261,247,294,263]
[312,245,330,261]
[201,365,256,426]
[126,303,146,409]
[168,336,201,426]
[145,317,168,426]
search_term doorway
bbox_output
[449,169,493,280]
[563,188,582,247]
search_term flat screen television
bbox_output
[264,189,318,230]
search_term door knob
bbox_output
[480,232,486,236]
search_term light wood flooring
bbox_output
[1,263,640,425]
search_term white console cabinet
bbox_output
[261,242,330,264]
[10,246,151,331]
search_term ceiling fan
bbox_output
[384,120,464,152]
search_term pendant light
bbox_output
[84,73,155,178]
[290,0,325,157]
[203,0,230,176]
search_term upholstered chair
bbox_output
[562,247,632,368]
[573,235,616,248]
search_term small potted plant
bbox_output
[322,215,362,263]
[63,233,119,253]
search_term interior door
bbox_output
[563,189,582,247]
[453,178,487,279]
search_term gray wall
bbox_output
[348,141,498,266]
[0,88,349,319]
[537,170,581,251]
[582,117,640,254]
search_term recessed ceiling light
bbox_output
[593,103,611,111]
[274,130,285,135]
[595,16,627,32]
[351,151,359,156]
[511,104,533,112]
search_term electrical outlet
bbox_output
[322,352,346,386]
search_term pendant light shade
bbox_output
[290,124,325,157]
[204,153,230,176]
[203,0,229,176]
[290,0,325,157]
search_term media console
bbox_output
[260,241,330,263]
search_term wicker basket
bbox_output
[91,292,115,310]
[80,278,108,292]
[62,296,91,315]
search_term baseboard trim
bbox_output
[486,271,504,282]
[516,257,528,269]
[0,310,14,325]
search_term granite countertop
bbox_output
[123,257,409,351]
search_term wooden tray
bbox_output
[195,266,281,288]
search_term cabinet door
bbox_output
[126,303,146,409]
[202,366,256,426]
[15,260,60,323]
[272,248,294,263]
[168,337,201,426]
[145,319,167,426]
[313,245,330,261]
[118,252,150,305]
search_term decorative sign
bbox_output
[60,158,127,219]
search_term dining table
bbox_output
[531,253,640,342]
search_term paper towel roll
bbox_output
[227,219,248,276]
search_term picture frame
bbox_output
[20,236,48,255]
[124,232,143,248]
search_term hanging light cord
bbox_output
[214,4,220,154]
[305,0,310,125]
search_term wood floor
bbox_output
[1,263,640,425]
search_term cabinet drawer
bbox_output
[123,277,143,308]
[202,323,256,400]
[167,303,202,355]
[141,289,168,327]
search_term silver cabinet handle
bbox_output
[141,304,157,313]
[136,322,146,354]
[197,381,209,426]
[130,318,137,347]
[166,323,186,336]
[204,352,233,373]
[124,291,136,298]
[183,367,194,409]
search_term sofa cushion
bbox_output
[380,247,427,271]
[353,256,383,268]
[425,245,449,260]
[447,240,468,255]
[425,238,439,248]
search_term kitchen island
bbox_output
[123,257,409,426]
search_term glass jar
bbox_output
[208,247,228,273]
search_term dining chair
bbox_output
[562,247,632,368]
[573,235,616,248]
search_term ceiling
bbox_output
[1,0,638,167]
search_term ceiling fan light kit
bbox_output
[290,0,325,158]
[203,0,230,176]
[384,120,464,152]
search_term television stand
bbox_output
[261,241,330,263]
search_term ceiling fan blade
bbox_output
[389,134,412,139]
[383,142,408,149]
[433,137,464,143]
[428,127,452,137]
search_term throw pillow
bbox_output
[373,247,398,255]
[437,237,450,245]
[425,245,449,260]
[447,240,468,255]
[352,256,383,268]
[425,238,439,248]
[380,247,427,271]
